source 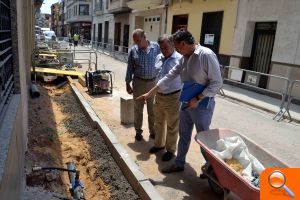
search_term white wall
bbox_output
[232,0,300,66]
[128,7,166,46]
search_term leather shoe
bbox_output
[135,133,143,141]
[149,146,164,153]
[149,134,155,139]
[199,173,208,179]
[161,164,184,173]
[162,151,174,161]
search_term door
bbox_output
[93,24,96,41]
[250,22,276,74]
[104,21,109,48]
[123,24,129,53]
[98,23,102,46]
[172,14,188,34]
[143,16,160,42]
[114,23,121,51]
[249,22,277,88]
[200,11,223,54]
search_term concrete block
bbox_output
[110,143,148,194]
[95,120,119,144]
[139,180,164,200]
[120,96,134,124]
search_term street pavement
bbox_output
[72,45,300,199]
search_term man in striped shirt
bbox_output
[138,29,222,173]
[125,29,161,141]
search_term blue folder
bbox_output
[179,81,210,109]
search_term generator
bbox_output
[86,70,113,94]
[58,52,74,64]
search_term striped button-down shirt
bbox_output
[157,45,222,97]
[155,50,182,94]
[125,41,161,83]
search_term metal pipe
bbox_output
[30,83,40,98]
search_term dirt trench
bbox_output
[25,81,139,200]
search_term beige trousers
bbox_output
[132,78,156,135]
[154,92,180,153]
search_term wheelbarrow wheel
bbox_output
[207,165,228,196]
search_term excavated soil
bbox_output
[25,81,139,200]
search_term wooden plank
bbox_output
[31,67,84,76]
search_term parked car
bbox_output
[44,31,56,41]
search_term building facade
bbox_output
[127,0,167,46]
[230,0,300,96]
[108,0,131,52]
[65,0,92,40]
[51,2,61,35]
[0,0,35,198]
[167,0,237,66]
[91,0,114,48]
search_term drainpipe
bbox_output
[234,0,239,29]
[164,0,169,33]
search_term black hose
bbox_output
[32,166,78,173]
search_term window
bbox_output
[0,0,13,116]
[79,5,89,15]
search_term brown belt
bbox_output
[157,90,181,96]
[133,76,156,82]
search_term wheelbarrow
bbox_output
[195,128,289,200]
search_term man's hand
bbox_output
[188,94,205,108]
[126,83,133,94]
[188,98,199,108]
[136,92,151,101]
[136,85,159,101]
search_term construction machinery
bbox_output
[85,70,113,94]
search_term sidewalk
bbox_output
[221,83,300,122]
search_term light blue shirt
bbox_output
[157,45,222,97]
[155,51,182,94]
[125,41,161,83]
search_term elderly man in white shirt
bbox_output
[146,34,182,161]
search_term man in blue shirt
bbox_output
[146,35,182,161]
[125,29,161,141]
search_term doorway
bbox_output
[200,11,223,54]
[123,24,129,53]
[114,23,121,51]
[104,21,109,48]
[249,22,277,88]
[98,23,102,46]
[250,22,277,74]
[172,14,188,34]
